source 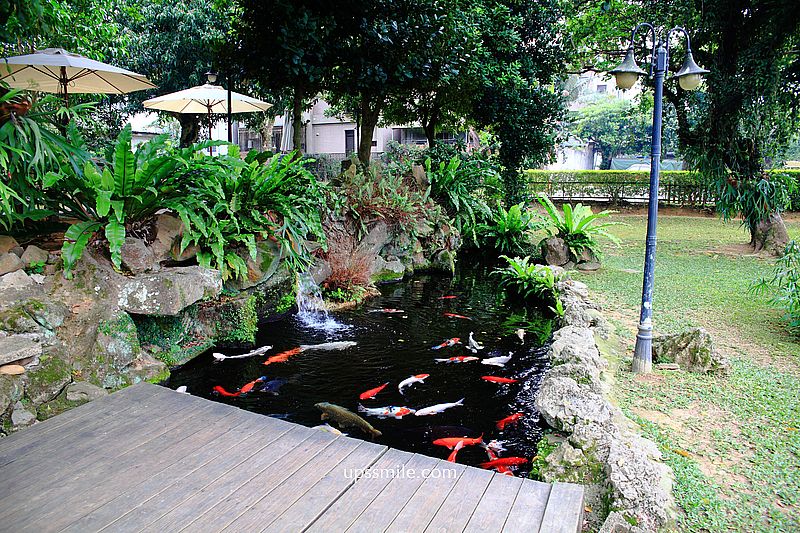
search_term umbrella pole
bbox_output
[208,106,213,156]
[60,67,69,133]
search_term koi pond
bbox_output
[165,263,554,477]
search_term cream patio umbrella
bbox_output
[0,48,155,105]
[143,80,272,153]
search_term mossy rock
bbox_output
[25,354,72,406]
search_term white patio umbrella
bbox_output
[0,48,155,105]
[143,82,272,153]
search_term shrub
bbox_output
[537,193,620,261]
[425,156,493,243]
[320,228,373,293]
[751,240,800,333]
[477,202,540,254]
[492,255,563,306]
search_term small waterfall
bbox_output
[295,273,348,333]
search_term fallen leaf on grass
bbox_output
[673,448,692,458]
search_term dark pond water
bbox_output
[164,263,554,477]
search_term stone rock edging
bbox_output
[534,274,675,532]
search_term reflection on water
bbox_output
[165,263,553,477]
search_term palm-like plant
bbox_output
[492,255,563,306]
[536,193,620,260]
[477,202,541,254]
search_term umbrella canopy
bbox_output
[142,84,272,114]
[0,48,154,95]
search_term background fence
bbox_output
[525,169,800,209]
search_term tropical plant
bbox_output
[477,202,539,254]
[536,193,620,260]
[170,148,325,278]
[492,255,562,306]
[425,155,493,243]
[751,240,800,333]
[320,228,373,296]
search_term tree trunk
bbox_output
[258,116,275,151]
[358,97,381,166]
[423,121,436,148]
[291,88,305,154]
[750,212,789,256]
[176,114,200,148]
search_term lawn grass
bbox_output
[572,211,800,531]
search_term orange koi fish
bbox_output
[438,296,458,299]
[447,441,464,462]
[435,356,479,363]
[433,434,483,450]
[481,376,518,384]
[359,382,389,400]
[263,347,302,366]
[478,457,529,469]
[431,338,461,350]
[213,376,267,397]
[212,385,240,397]
[443,312,471,320]
[496,413,524,431]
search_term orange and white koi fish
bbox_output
[447,441,464,462]
[212,345,272,362]
[435,356,479,363]
[438,295,458,300]
[398,373,429,394]
[496,413,524,431]
[431,337,461,350]
[357,405,416,419]
[263,341,357,365]
[432,434,483,449]
[481,376,518,384]
[443,312,471,320]
[478,457,529,469]
[359,382,389,400]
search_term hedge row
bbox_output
[525,169,800,209]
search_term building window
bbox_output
[596,84,607,93]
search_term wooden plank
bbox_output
[539,482,585,533]
[0,398,211,523]
[462,473,523,532]
[243,440,387,533]
[385,461,466,532]
[139,427,325,533]
[0,383,155,466]
[503,479,552,532]
[0,390,202,513]
[95,423,308,533]
[177,429,349,532]
[424,464,494,533]
[344,453,443,533]
[59,409,291,533]
[304,449,416,533]
[15,402,243,532]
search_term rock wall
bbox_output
[0,217,294,436]
[534,275,676,532]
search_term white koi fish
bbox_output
[482,353,513,367]
[515,328,525,343]
[299,341,357,351]
[414,398,465,416]
[358,405,416,419]
[212,345,272,362]
[467,332,484,353]
[399,373,430,394]
[314,423,346,436]
[175,385,189,394]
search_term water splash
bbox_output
[295,273,349,333]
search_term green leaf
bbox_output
[61,221,102,277]
[105,218,126,269]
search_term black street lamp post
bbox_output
[610,24,708,374]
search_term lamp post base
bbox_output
[632,320,653,374]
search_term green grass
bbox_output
[573,212,800,531]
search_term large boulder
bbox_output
[359,221,391,257]
[229,240,282,290]
[550,325,607,373]
[0,270,34,292]
[120,237,157,274]
[370,255,405,284]
[116,266,222,316]
[10,401,36,428]
[0,236,19,254]
[309,258,332,286]
[535,376,613,433]
[0,374,24,417]
[0,253,24,276]
[150,214,185,262]
[543,236,569,266]
[652,327,729,375]
[20,245,48,267]
[65,381,108,402]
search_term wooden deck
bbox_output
[0,383,583,532]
